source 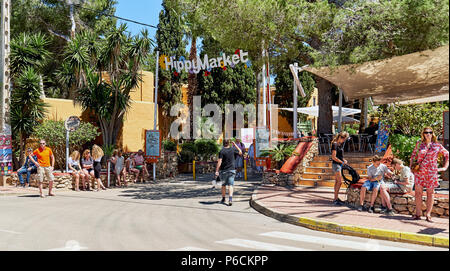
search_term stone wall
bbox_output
[262,171,295,186]
[347,187,449,218]
[156,151,178,179]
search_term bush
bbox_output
[179,142,197,163]
[389,134,420,165]
[32,120,100,170]
[260,143,297,169]
[194,139,220,161]
[162,140,177,152]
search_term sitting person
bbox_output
[358,155,395,215]
[17,148,38,188]
[131,150,149,183]
[68,150,85,191]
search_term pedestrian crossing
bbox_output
[171,231,416,251]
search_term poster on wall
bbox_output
[145,130,161,162]
[241,128,254,149]
[255,127,270,158]
[375,121,390,153]
[0,133,13,176]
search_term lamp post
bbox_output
[289,64,308,139]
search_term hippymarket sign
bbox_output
[159,49,251,76]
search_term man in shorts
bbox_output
[30,139,55,198]
[215,139,242,206]
[358,155,394,215]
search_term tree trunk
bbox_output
[359,98,368,134]
[316,76,334,135]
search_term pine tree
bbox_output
[155,0,187,135]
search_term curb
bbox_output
[250,187,449,249]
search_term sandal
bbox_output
[412,215,421,220]
[426,215,433,223]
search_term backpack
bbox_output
[341,164,360,187]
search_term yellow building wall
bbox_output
[43,70,157,152]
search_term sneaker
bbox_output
[368,207,374,213]
[385,209,395,216]
[220,198,225,204]
[357,205,363,212]
[333,199,343,206]
[228,202,232,206]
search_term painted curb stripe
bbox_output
[250,189,449,248]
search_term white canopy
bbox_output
[333,115,360,123]
[280,106,361,117]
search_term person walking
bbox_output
[92,145,106,191]
[234,139,245,179]
[68,150,85,191]
[17,148,38,188]
[330,131,349,206]
[215,139,242,206]
[81,149,94,191]
[31,140,55,198]
[410,127,449,222]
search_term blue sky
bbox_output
[115,0,163,40]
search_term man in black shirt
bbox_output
[215,139,243,206]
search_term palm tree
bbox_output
[59,24,151,146]
[10,32,51,164]
[10,68,48,164]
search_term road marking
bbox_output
[170,246,211,251]
[260,231,415,251]
[215,239,311,251]
[47,240,88,251]
[0,229,22,235]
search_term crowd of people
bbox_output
[331,127,449,221]
[16,139,150,197]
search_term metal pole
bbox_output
[153,51,159,181]
[293,63,298,139]
[262,48,267,127]
[338,89,343,133]
[66,130,69,173]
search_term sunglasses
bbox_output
[423,132,433,135]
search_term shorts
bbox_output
[38,166,54,183]
[362,180,380,191]
[332,163,342,173]
[94,161,102,179]
[220,170,236,186]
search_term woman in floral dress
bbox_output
[410,127,449,222]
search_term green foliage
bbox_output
[32,120,100,169]
[389,134,421,166]
[179,142,197,163]
[102,144,115,158]
[162,140,177,152]
[260,143,296,169]
[194,139,220,162]
[378,103,448,138]
[156,0,187,114]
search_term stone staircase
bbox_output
[297,154,374,188]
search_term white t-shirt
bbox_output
[396,166,414,190]
[367,163,392,182]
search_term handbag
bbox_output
[411,141,431,173]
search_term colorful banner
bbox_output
[255,127,270,158]
[375,121,390,153]
[241,128,254,149]
[0,133,13,176]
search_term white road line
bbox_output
[170,246,211,251]
[0,229,22,235]
[47,240,88,251]
[215,239,312,251]
[260,231,415,251]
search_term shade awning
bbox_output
[304,45,449,105]
[333,115,359,124]
[280,106,361,117]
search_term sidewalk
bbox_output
[251,184,449,248]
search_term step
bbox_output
[301,172,368,180]
[297,178,347,189]
[313,156,374,163]
[309,161,371,169]
[305,167,368,175]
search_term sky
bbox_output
[115,0,163,40]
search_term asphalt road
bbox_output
[0,174,445,251]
